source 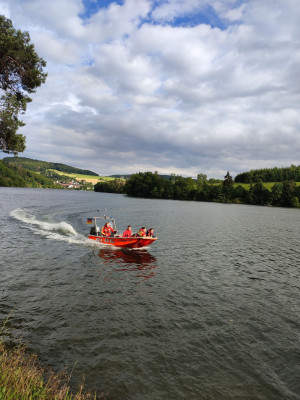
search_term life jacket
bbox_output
[122,229,132,237]
[101,225,113,236]
[137,229,146,237]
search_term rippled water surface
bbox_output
[1,187,300,399]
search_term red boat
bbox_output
[87,216,157,249]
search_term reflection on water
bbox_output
[98,247,157,282]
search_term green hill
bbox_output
[3,157,99,176]
[0,160,62,188]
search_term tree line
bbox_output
[94,179,126,194]
[235,165,300,183]
[94,171,300,208]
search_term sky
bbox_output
[1,0,300,178]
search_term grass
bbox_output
[0,329,106,400]
[233,182,251,189]
[48,170,120,185]
[233,182,300,191]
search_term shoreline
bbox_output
[0,334,106,399]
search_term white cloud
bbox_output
[1,0,300,178]
[0,1,9,17]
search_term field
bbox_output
[49,169,117,184]
[233,182,300,190]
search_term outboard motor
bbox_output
[90,225,101,236]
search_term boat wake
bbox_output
[10,208,92,246]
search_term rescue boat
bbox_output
[87,216,157,249]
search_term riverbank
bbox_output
[0,334,105,399]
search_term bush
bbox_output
[0,336,106,399]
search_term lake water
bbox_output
[0,187,299,400]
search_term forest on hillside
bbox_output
[3,157,98,176]
[235,165,300,183]
[0,160,62,188]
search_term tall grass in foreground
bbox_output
[0,338,106,399]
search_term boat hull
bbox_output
[88,235,157,248]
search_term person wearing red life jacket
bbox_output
[146,228,155,237]
[136,227,146,237]
[101,222,115,237]
[122,225,132,237]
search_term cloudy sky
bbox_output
[1,0,299,178]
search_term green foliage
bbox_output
[248,181,271,205]
[3,157,98,176]
[222,171,234,202]
[0,15,47,154]
[0,94,26,154]
[223,171,233,186]
[271,182,283,205]
[208,178,222,184]
[0,338,103,399]
[232,185,248,203]
[124,172,168,198]
[281,180,297,207]
[94,178,125,193]
[0,160,61,188]
[123,171,300,208]
[291,197,300,208]
[235,165,300,183]
[44,169,73,181]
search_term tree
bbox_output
[196,173,207,183]
[233,185,248,203]
[223,171,233,186]
[196,173,207,192]
[0,15,47,154]
[271,182,283,206]
[222,171,234,202]
[291,197,299,208]
[248,181,271,205]
[124,172,166,198]
[281,180,296,207]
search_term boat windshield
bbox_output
[92,215,117,231]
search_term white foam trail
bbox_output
[9,208,97,246]
[11,208,77,235]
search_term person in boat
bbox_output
[101,222,116,237]
[122,225,132,237]
[136,227,146,237]
[146,228,155,237]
